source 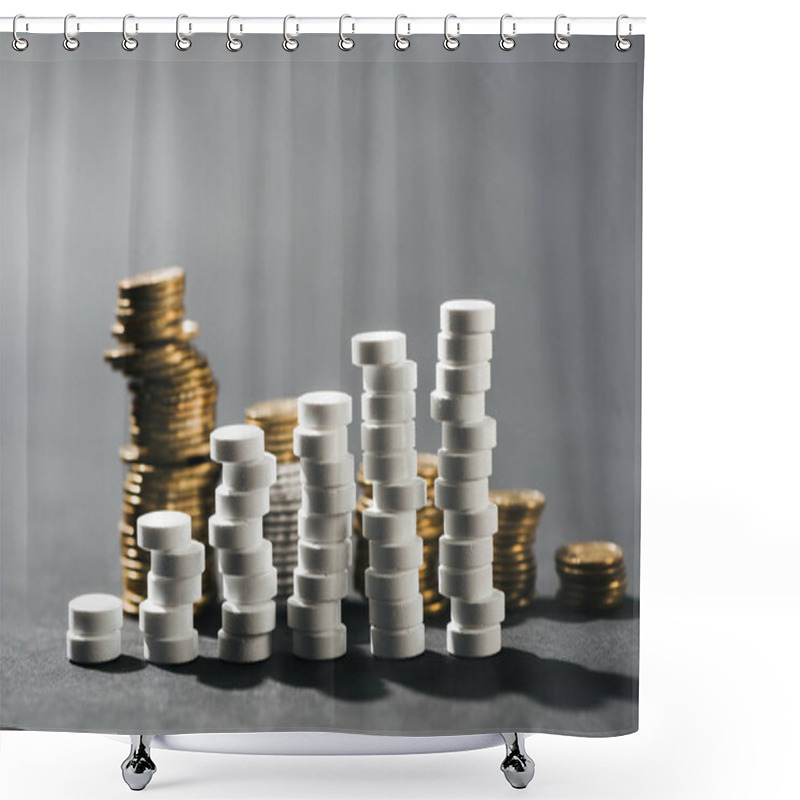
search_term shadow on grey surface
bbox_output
[531,596,639,623]
[76,654,148,674]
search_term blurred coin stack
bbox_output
[104,267,219,615]
[137,510,202,665]
[432,300,505,658]
[209,425,278,663]
[353,331,426,660]
[288,392,354,660]
[353,453,446,618]
[555,541,628,612]
[490,489,546,611]
[245,399,302,601]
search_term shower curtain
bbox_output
[0,30,643,736]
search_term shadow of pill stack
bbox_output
[555,541,628,613]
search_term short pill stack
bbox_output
[209,425,278,663]
[288,391,355,660]
[432,300,505,658]
[137,510,203,664]
[66,594,123,664]
[352,331,426,660]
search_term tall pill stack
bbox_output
[209,424,278,663]
[352,331,426,660]
[288,392,354,660]
[66,594,123,665]
[432,300,505,658]
[137,510,203,664]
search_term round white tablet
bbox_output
[438,535,494,570]
[360,421,416,453]
[147,572,202,606]
[450,589,506,628]
[222,569,278,604]
[351,330,407,366]
[217,630,272,663]
[362,360,418,393]
[372,477,427,512]
[292,426,349,461]
[446,621,501,658]
[299,454,354,487]
[222,453,277,491]
[298,540,350,574]
[68,593,123,636]
[138,599,194,639]
[440,299,496,334]
[215,485,271,520]
[151,540,206,579]
[362,508,418,543]
[368,537,423,571]
[297,510,352,543]
[298,391,353,428]
[435,361,491,394]
[437,448,493,482]
[438,564,494,599]
[286,596,342,632]
[365,567,420,601]
[301,484,356,516]
[292,624,347,660]
[361,391,416,423]
[443,504,499,539]
[218,539,273,576]
[370,624,425,660]
[437,332,493,364]
[144,630,199,665]
[208,515,263,550]
[210,424,265,463]
[442,417,497,452]
[221,600,276,636]
[292,568,347,602]
[430,390,485,424]
[368,594,424,629]
[66,629,121,664]
[137,510,192,552]
[362,449,418,483]
[434,477,490,511]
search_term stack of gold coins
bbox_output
[490,489,546,611]
[104,267,219,615]
[245,398,301,600]
[555,541,627,612]
[353,452,447,618]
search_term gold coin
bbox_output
[555,541,624,570]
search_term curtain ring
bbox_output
[443,14,460,51]
[227,15,243,52]
[615,14,632,51]
[175,14,191,51]
[394,14,410,51]
[553,14,570,51]
[499,14,516,51]
[63,13,79,51]
[339,14,355,51]
[283,15,299,51]
[122,15,138,51]
[12,14,28,52]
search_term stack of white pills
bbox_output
[352,331,426,660]
[137,510,203,664]
[66,593,123,664]
[288,391,355,660]
[209,424,278,663]
[432,300,505,657]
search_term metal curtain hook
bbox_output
[616,14,632,51]
[122,14,138,51]
[283,15,299,51]
[554,14,570,51]
[339,14,354,51]
[175,14,191,51]
[227,15,242,51]
[394,14,410,51]
[443,14,460,51]
[63,13,79,51]
[12,14,28,52]
[499,14,516,51]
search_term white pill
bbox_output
[369,537,423,571]
[430,391,485,423]
[292,426,348,461]
[301,483,356,515]
[451,589,506,628]
[443,504,499,539]
[138,599,194,639]
[210,424,265,463]
[446,622,501,658]
[368,594,424,629]
[437,332,493,364]
[362,449,418,483]
[434,478,490,511]
[293,568,347,602]
[351,331,406,366]
[373,477,427,512]
[222,453,277,491]
[440,299,496,334]
[137,510,192,552]
[442,417,497,452]
[215,485,271,520]
[299,454,354,487]
[361,392,416,423]
[218,630,272,663]
[297,510,352,543]
[437,449,493,482]
[436,362,491,394]
[68,593,123,636]
[438,535,494,570]
[209,515,263,550]
[221,600,276,636]
[144,630,199,665]
[370,624,425,660]
[222,569,278,604]
[298,540,350,573]
[360,421,416,452]
[66,629,121,664]
[218,539,273,576]
[151,540,206,579]
[298,390,353,428]
[292,624,347,660]
[362,360,417,392]
[438,564,494,599]
[286,596,342,632]
[147,573,202,606]
[362,508,418,544]
[365,567,419,601]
